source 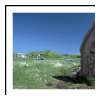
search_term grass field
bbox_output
[13,55,94,89]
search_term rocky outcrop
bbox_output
[79,24,95,77]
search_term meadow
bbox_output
[13,52,94,89]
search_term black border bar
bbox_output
[5,5,7,95]
[5,5,95,7]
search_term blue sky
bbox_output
[13,13,95,54]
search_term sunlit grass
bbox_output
[13,58,94,89]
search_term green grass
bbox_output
[13,57,94,89]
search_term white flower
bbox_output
[73,62,77,66]
[21,55,26,58]
[54,62,62,67]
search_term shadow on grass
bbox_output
[53,75,94,86]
